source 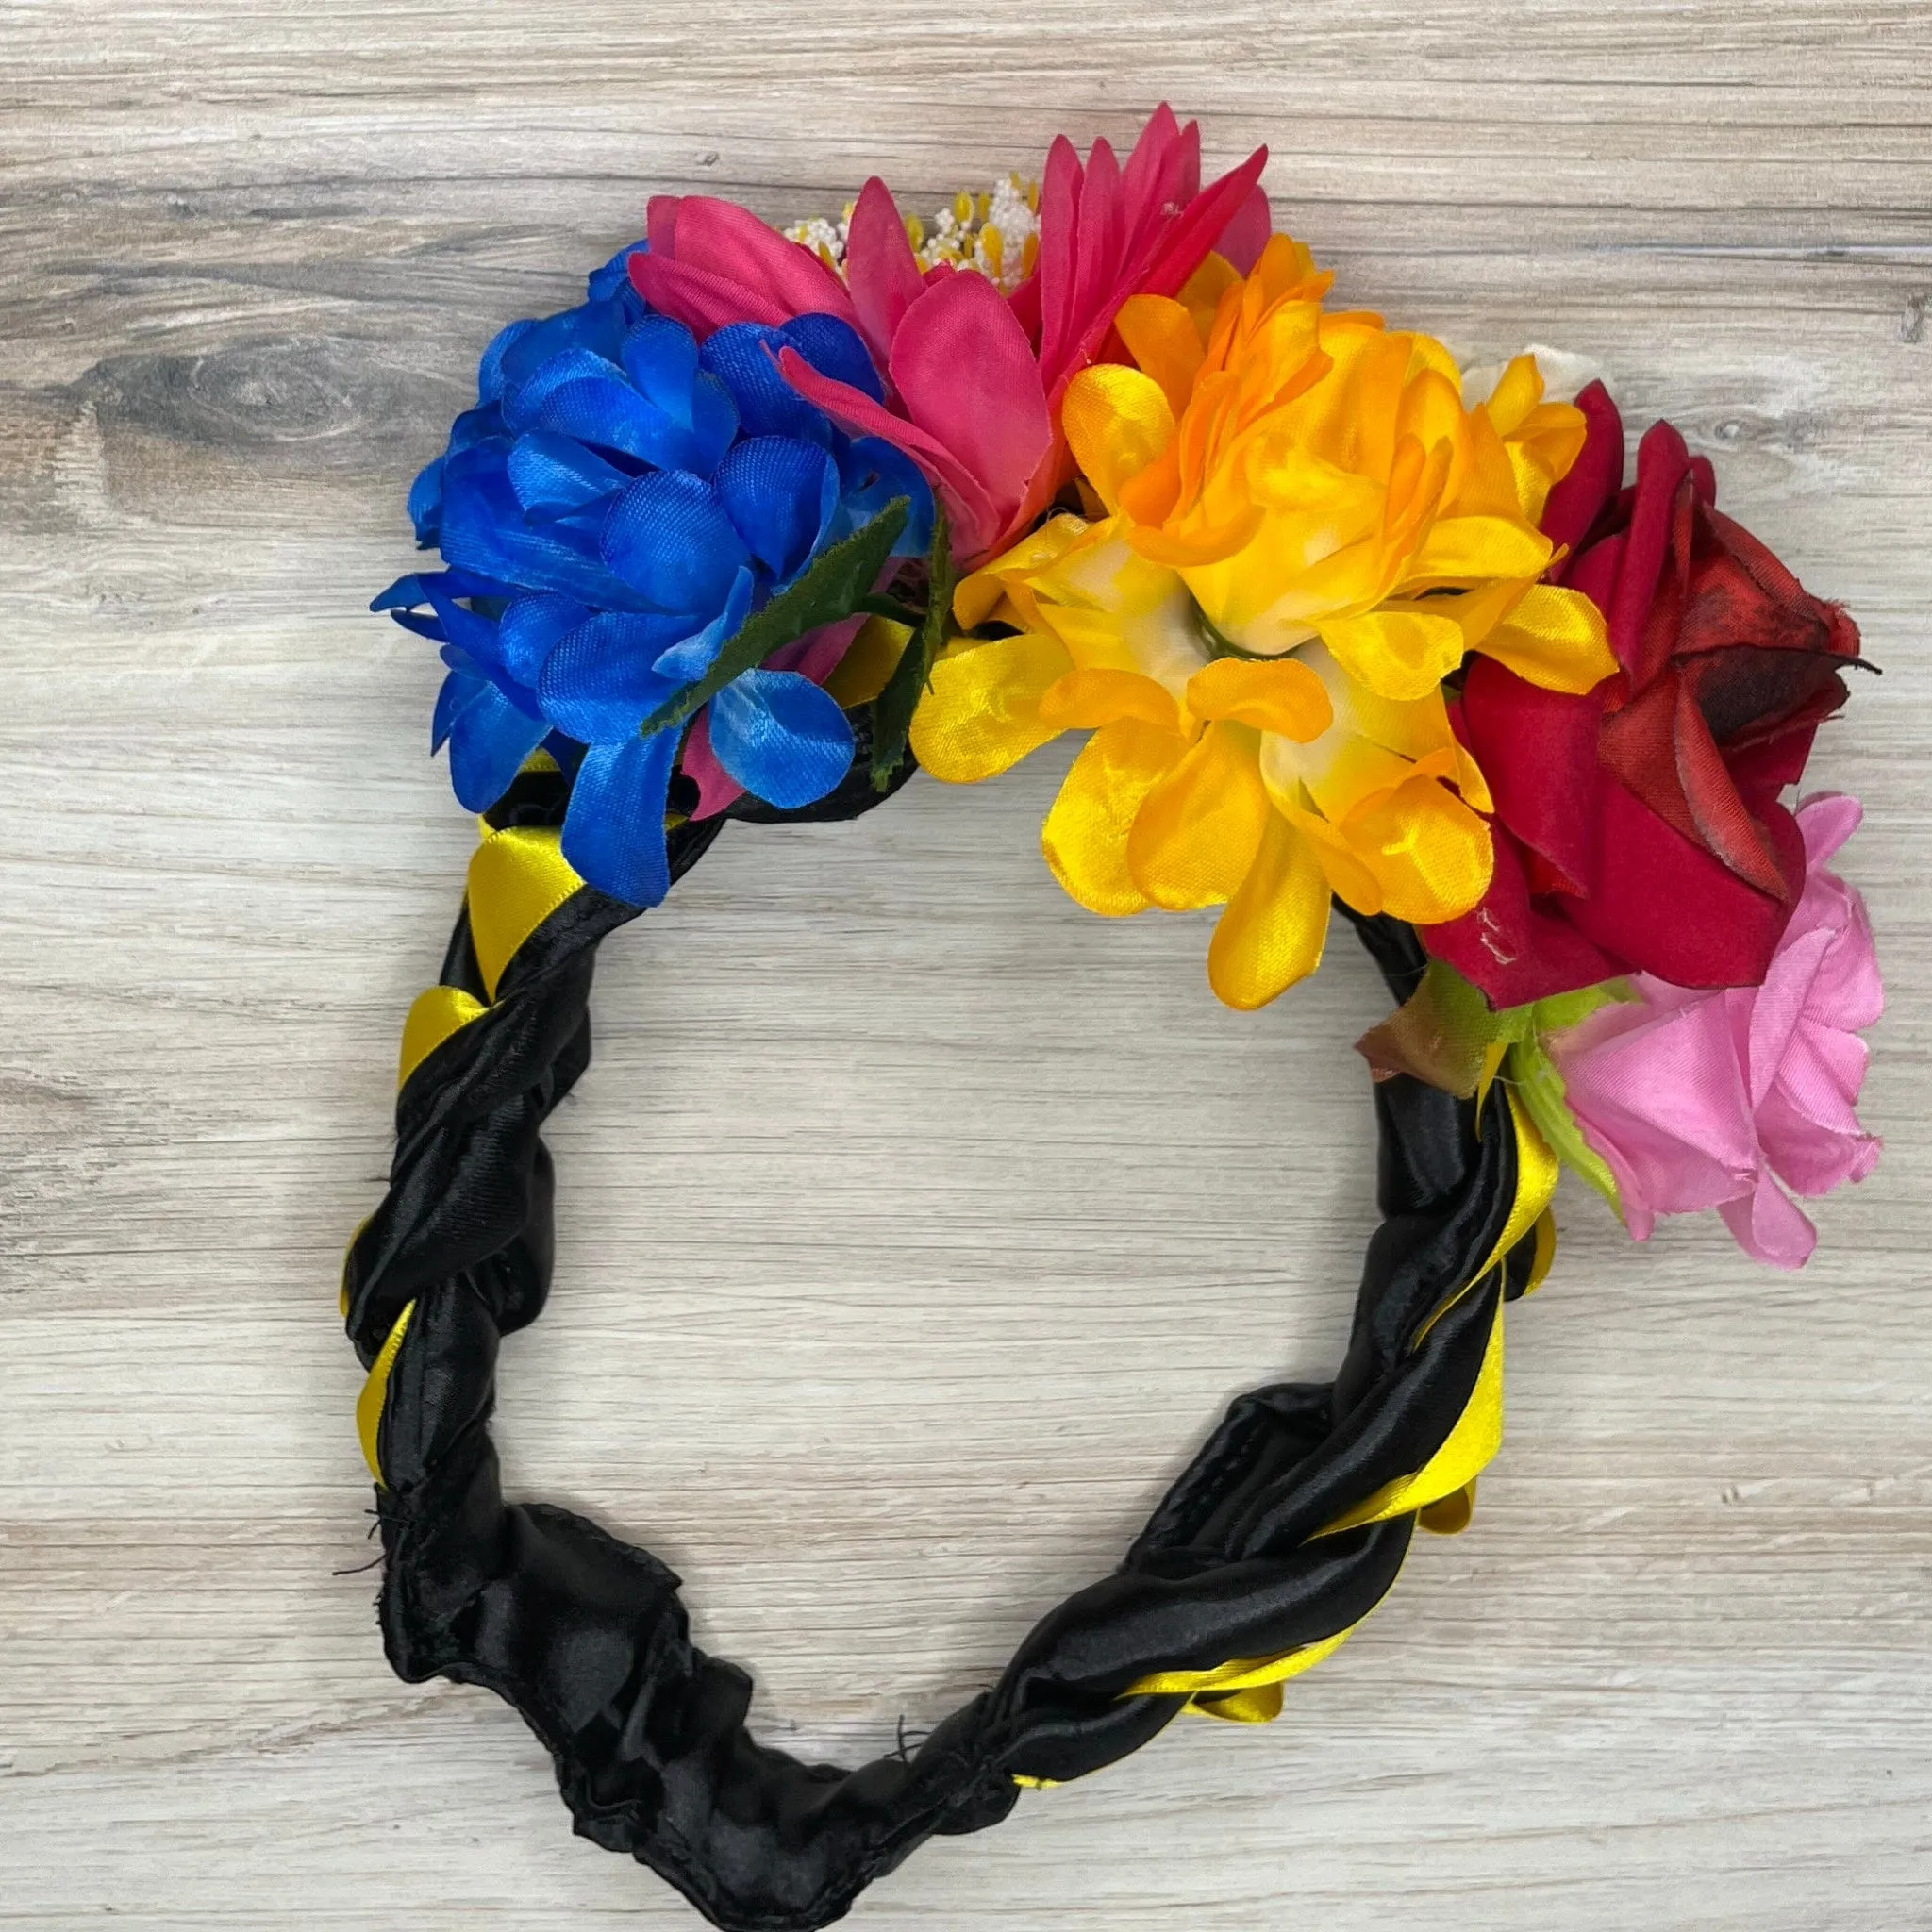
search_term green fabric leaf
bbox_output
[1508,1036,1623,1211]
[1357,956,1629,1209]
[1355,958,1505,1096]
[869,501,953,791]
[638,496,911,740]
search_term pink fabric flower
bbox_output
[1548,794,1883,1268]
[631,106,1268,564]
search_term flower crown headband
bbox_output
[352,106,1882,1931]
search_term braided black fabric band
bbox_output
[341,744,1541,1932]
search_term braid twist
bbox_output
[342,750,1557,1932]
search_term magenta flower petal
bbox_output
[637,194,858,333]
[1034,134,1084,386]
[888,272,1053,529]
[1119,103,1190,261]
[775,345,1005,561]
[629,252,793,337]
[845,176,929,369]
[1216,183,1274,275]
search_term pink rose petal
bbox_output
[1550,794,1882,1267]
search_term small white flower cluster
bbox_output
[784,175,1042,293]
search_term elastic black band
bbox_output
[343,752,1534,1932]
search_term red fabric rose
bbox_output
[1424,381,1862,1006]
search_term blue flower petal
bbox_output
[390,608,445,642]
[496,304,628,399]
[478,320,539,405]
[446,676,550,811]
[599,470,750,614]
[504,350,698,470]
[439,642,487,678]
[439,446,647,608]
[649,567,755,685]
[407,457,444,544]
[684,372,741,477]
[780,313,884,402]
[561,729,679,908]
[418,575,506,670]
[373,566,514,617]
[497,593,591,688]
[714,437,841,583]
[447,404,508,457]
[372,571,437,616]
[538,611,690,743]
[507,432,630,520]
[838,436,935,557]
[620,314,700,425]
[699,324,831,445]
[707,669,855,808]
[431,668,474,752]
[588,242,648,305]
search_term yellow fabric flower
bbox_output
[910,241,1618,1010]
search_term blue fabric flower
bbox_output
[376,242,932,906]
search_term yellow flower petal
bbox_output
[1208,809,1330,1008]
[1038,667,1181,734]
[1126,720,1271,911]
[824,615,909,707]
[1315,608,1468,702]
[1061,363,1175,514]
[1115,292,1207,420]
[1177,250,1245,341]
[1124,501,1265,570]
[1477,583,1616,692]
[1249,232,1333,306]
[1298,731,1419,824]
[1042,719,1184,915]
[954,516,1088,630]
[1453,741,1493,816]
[1341,772,1495,924]
[911,631,1073,783]
[1480,353,1546,436]
[1184,657,1334,741]
[1268,780,1386,914]
[1409,513,1553,583]
[1030,536,1211,697]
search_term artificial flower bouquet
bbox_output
[380,105,1879,1266]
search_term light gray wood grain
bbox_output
[2,2,1929,1924]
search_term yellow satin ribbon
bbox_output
[357,1299,416,1486]
[398,984,488,1090]
[347,810,589,1478]
[1079,1091,1560,1749]
[1126,1621,1360,1724]
[467,824,586,998]
[393,819,588,1093]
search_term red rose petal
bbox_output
[1461,656,1606,895]
[1541,379,1625,558]
[1422,828,1625,1008]
[1566,778,1802,988]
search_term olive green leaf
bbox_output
[868,500,953,791]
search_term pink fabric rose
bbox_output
[1548,793,1882,1267]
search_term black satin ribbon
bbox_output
[342,740,1532,1932]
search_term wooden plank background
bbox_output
[3,3,1929,1924]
